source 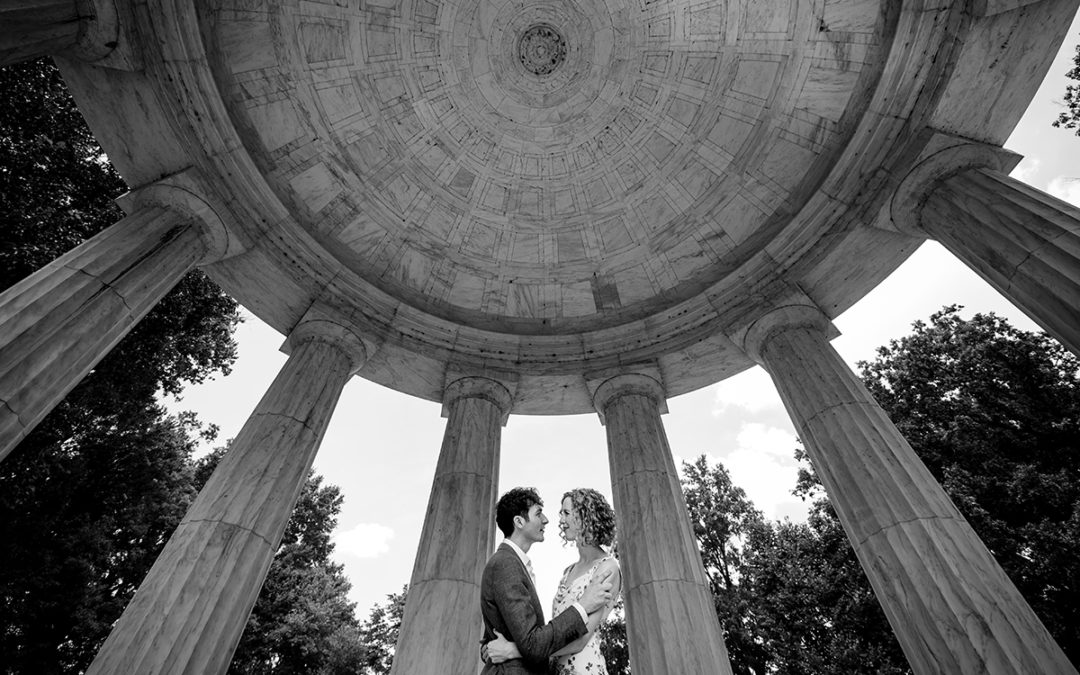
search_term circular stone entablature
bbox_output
[62,0,1063,411]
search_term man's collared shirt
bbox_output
[503,538,588,625]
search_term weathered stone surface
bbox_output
[43,0,1079,412]
[596,374,732,675]
[0,207,206,462]
[922,168,1080,358]
[391,377,510,675]
[86,332,360,675]
[745,310,1077,675]
[4,0,1080,670]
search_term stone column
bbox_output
[889,137,1080,357]
[593,373,733,675]
[1,0,118,66]
[87,310,369,675]
[0,205,217,463]
[740,303,1077,675]
[921,169,1080,356]
[390,376,511,675]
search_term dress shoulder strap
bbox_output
[588,554,614,575]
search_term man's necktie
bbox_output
[526,559,537,587]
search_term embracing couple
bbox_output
[480,487,622,674]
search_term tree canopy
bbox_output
[1,57,242,675]
[856,306,1080,662]
[195,449,373,675]
[600,307,1079,674]
[0,56,401,675]
[1054,36,1080,134]
[356,587,407,674]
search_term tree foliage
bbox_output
[194,450,371,675]
[0,58,243,673]
[682,458,908,675]
[1,55,418,675]
[356,587,407,674]
[0,412,206,673]
[1054,36,1080,134]
[738,496,908,674]
[0,59,126,279]
[856,306,1080,663]
[681,456,770,675]
[597,603,630,675]
[602,307,1079,674]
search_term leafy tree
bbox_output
[193,450,368,675]
[0,58,240,418]
[681,455,908,675]
[782,306,1080,670]
[1054,37,1080,134]
[0,412,208,674]
[738,495,908,674]
[393,307,1077,674]
[357,586,407,674]
[0,57,240,674]
[1,59,126,280]
[857,306,1080,663]
[597,603,630,675]
[681,456,770,675]
[1,56,377,675]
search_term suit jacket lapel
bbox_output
[498,542,543,617]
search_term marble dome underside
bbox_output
[208,0,882,333]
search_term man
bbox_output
[480,487,613,674]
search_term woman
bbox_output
[486,488,622,674]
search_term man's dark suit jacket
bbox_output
[480,542,586,674]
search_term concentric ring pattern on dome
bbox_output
[208,0,882,334]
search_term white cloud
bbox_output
[1047,175,1080,207]
[335,523,395,559]
[708,423,808,522]
[1009,157,1041,185]
[733,422,798,460]
[711,367,784,416]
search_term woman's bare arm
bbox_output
[550,560,622,657]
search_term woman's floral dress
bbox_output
[551,555,619,674]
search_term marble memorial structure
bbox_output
[2,0,1080,672]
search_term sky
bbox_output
[165,14,1080,618]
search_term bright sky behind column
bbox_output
[166,13,1080,617]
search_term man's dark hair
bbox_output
[496,487,542,538]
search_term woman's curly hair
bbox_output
[561,488,616,549]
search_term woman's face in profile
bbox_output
[559,496,582,542]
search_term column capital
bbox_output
[283,303,374,376]
[0,0,134,69]
[69,0,120,63]
[441,376,513,425]
[117,168,243,263]
[592,372,667,425]
[737,300,836,366]
[886,132,1022,236]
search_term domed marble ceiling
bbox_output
[206,0,882,334]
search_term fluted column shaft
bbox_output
[0,206,210,462]
[87,324,365,675]
[390,376,511,675]
[595,374,732,675]
[919,167,1080,356]
[751,313,1076,675]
